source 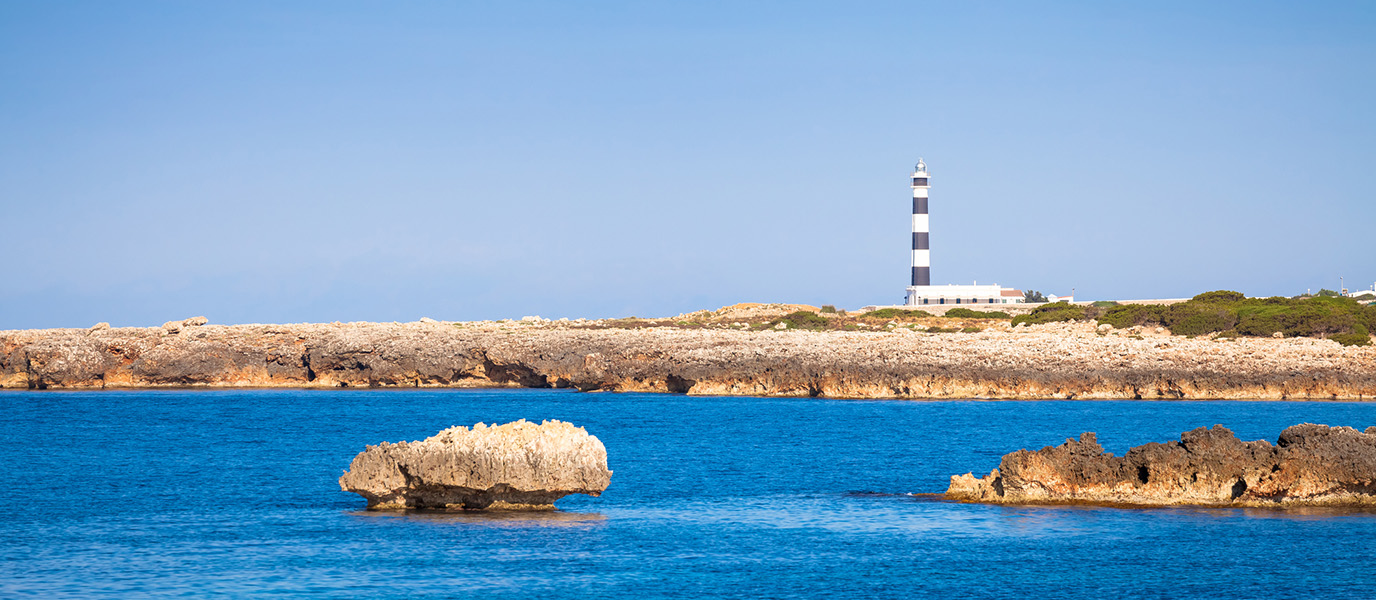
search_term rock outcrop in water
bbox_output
[947,423,1376,507]
[339,419,612,510]
[1,319,1373,399]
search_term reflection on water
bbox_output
[1235,505,1376,520]
[929,498,1376,521]
[346,508,608,528]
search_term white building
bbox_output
[907,284,1026,306]
[903,159,1026,306]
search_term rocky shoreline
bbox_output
[947,424,1376,507]
[2,314,1374,399]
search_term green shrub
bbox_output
[1235,298,1357,337]
[864,308,927,319]
[1163,303,1238,336]
[1192,290,1246,303]
[1332,324,1372,347]
[1091,301,1120,308]
[960,326,981,333]
[1011,302,1093,326]
[925,326,953,333]
[772,311,829,331]
[1097,304,1165,329]
[945,308,1012,319]
[820,305,837,314]
[1234,302,1288,336]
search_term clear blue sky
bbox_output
[3,1,1373,328]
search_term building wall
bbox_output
[906,284,1017,305]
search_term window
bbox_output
[912,177,928,186]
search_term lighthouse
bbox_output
[910,159,930,288]
[903,158,1024,306]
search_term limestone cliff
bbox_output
[339,419,612,510]
[947,424,1376,507]
[1,319,1374,399]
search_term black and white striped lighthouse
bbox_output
[910,158,930,287]
[900,159,1023,306]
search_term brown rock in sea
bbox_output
[339,419,612,510]
[947,424,1376,507]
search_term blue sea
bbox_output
[2,389,1375,598]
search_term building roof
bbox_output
[1001,289,1023,297]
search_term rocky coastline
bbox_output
[2,312,1374,399]
[947,424,1376,507]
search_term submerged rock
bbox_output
[339,419,612,510]
[947,423,1376,507]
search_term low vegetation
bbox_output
[573,291,1374,346]
[864,308,931,319]
[1013,291,1375,346]
[1010,302,1092,327]
[867,307,1010,320]
[944,308,1012,319]
[1331,325,1372,347]
[763,311,831,331]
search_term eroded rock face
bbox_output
[1,320,1373,398]
[947,424,1376,507]
[339,419,612,510]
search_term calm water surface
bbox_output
[2,389,1375,598]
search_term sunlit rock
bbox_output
[947,424,1376,507]
[339,419,612,510]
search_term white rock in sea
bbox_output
[339,419,612,510]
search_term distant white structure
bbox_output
[1350,283,1376,301]
[903,159,1026,306]
[1047,294,1075,303]
[907,284,1027,305]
